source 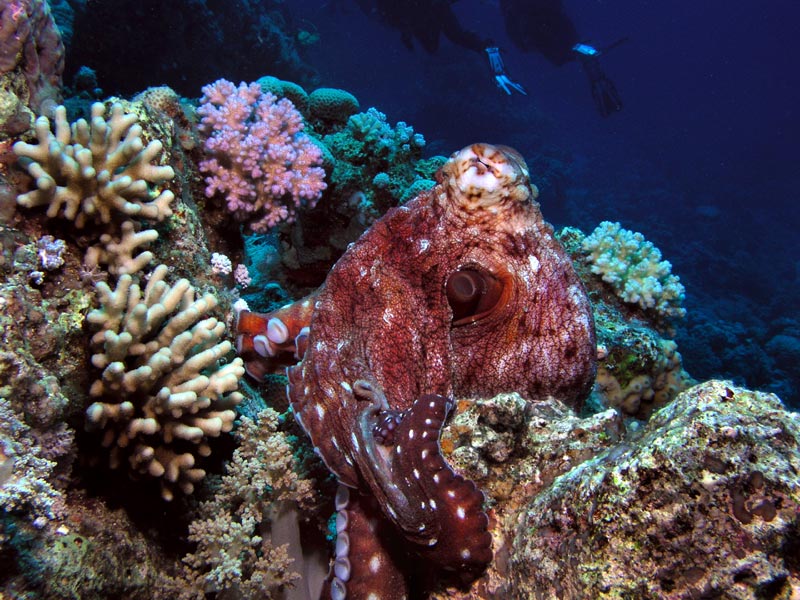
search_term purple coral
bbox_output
[37,235,65,270]
[198,79,327,232]
[0,0,65,114]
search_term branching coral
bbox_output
[198,79,326,232]
[86,264,244,501]
[182,408,314,598]
[313,106,433,230]
[582,221,686,319]
[82,219,159,277]
[13,102,175,228]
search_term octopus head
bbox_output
[440,143,538,214]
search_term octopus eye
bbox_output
[446,267,508,326]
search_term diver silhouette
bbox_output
[354,0,491,55]
[354,0,623,116]
[499,0,624,117]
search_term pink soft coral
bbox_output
[198,79,326,232]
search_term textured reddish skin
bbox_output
[236,144,597,598]
[287,144,595,482]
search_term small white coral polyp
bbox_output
[582,221,686,319]
[86,264,244,500]
[13,102,175,228]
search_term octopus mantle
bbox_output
[236,144,596,599]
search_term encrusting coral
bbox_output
[582,221,686,319]
[508,381,800,598]
[86,264,245,501]
[0,0,64,123]
[432,380,800,599]
[595,337,693,417]
[12,102,175,228]
[0,398,70,526]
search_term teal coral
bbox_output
[322,106,431,214]
[582,221,686,319]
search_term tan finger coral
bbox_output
[86,264,244,500]
[13,102,175,228]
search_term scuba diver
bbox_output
[354,0,491,56]
[354,0,622,116]
[497,0,624,116]
[354,0,527,93]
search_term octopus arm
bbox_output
[235,290,320,379]
[354,385,492,574]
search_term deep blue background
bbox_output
[292,0,800,405]
[64,0,798,404]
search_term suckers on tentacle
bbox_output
[236,143,597,599]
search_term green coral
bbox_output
[308,87,359,124]
[321,106,436,214]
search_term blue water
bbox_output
[303,0,800,406]
[63,0,800,406]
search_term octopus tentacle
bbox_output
[388,395,492,572]
[328,485,408,600]
[353,389,492,574]
[287,364,361,488]
[353,380,425,532]
[235,290,319,379]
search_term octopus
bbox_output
[236,143,597,599]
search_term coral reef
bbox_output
[582,221,686,320]
[0,58,796,599]
[181,408,316,599]
[13,102,175,229]
[320,107,429,216]
[679,300,800,409]
[85,264,245,501]
[1,89,251,596]
[433,381,800,599]
[0,0,64,131]
[198,79,326,232]
[509,381,800,599]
